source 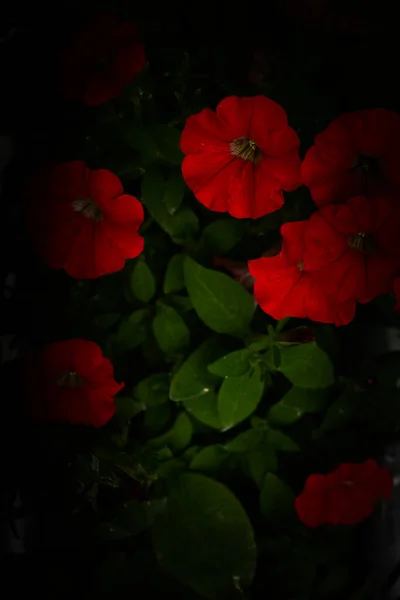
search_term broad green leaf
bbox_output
[152,474,257,599]
[170,338,226,401]
[164,254,185,294]
[121,122,183,165]
[133,374,170,408]
[201,219,244,254]
[260,473,295,520]
[148,412,193,453]
[267,387,327,426]
[218,365,264,430]
[184,256,255,336]
[152,303,190,356]
[276,342,334,389]
[114,309,150,349]
[208,349,251,377]
[266,428,300,452]
[130,260,156,303]
[163,170,186,215]
[183,390,222,429]
[189,445,228,471]
[149,124,184,165]
[224,428,265,453]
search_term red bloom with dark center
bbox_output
[180,96,302,219]
[248,221,355,325]
[24,339,123,427]
[303,195,400,303]
[302,109,400,206]
[295,460,393,527]
[25,161,144,279]
[59,14,146,106]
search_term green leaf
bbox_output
[208,349,251,377]
[183,256,255,336]
[266,428,300,452]
[170,338,226,401]
[267,387,327,426]
[93,312,120,330]
[164,254,185,294]
[144,403,171,435]
[189,445,228,471]
[224,428,265,453]
[163,170,186,215]
[183,390,222,429]
[114,309,150,350]
[276,342,334,389]
[152,474,257,599]
[260,473,295,520]
[148,412,193,453]
[121,122,183,166]
[245,449,277,487]
[218,365,264,430]
[130,260,156,303]
[149,124,184,165]
[152,303,190,356]
[201,219,244,254]
[133,374,170,408]
[114,395,144,424]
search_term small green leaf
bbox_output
[152,474,257,599]
[260,473,294,520]
[276,342,334,389]
[189,445,228,471]
[267,387,327,426]
[184,256,255,336]
[218,364,265,430]
[130,260,156,303]
[149,124,184,165]
[183,390,222,429]
[114,309,150,349]
[163,170,186,215]
[164,254,185,294]
[114,396,144,424]
[133,374,170,408]
[201,219,245,254]
[121,121,160,160]
[148,412,193,453]
[208,349,251,377]
[152,303,190,356]
[170,338,226,401]
[224,428,265,453]
[266,428,300,452]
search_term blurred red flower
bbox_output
[59,14,146,106]
[248,221,355,325]
[302,109,400,206]
[25,339,123,427]
[295,460,393,527]
[303,195,400,303]
[25,161,144,279]
[180,95,302,219]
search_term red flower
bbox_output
[302,109,400,206]
[295,460,393,527]
[180,96,302,219]
[25,161,144,279]
[24,339,123,427]
[248,221,355,325]
[59,14,146,106]
[303,195,400,303]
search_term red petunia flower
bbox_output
[25,161,144,279]
[248,221,355,325]
[180,96,302,219]
[295,460,393,527]
[24,339,123,427]
[59,14,146,106]
[302,109,400,206]
[303,195,400,303]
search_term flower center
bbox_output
[348,232,376,254]
[229,137,262,164]
[350,154,380,180]
[297,260,304,271]
[72,197,103,221]
[57,371,83,388]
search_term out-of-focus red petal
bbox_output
[295,491,325,527]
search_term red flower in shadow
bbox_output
[24,161,144,279]
[295,460,393,527]
[302,109,400,206]
[59,14,146,106]
[24,339,123,427]
[180,95,302,219]
[248,221,355,325]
